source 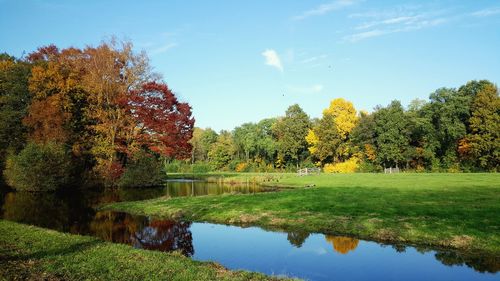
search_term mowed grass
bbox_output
[105,173,500,255]
[0,220,290,281]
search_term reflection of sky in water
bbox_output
[0,188,498,281]
[190,223,498,281]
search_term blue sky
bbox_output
[1,0,499,131]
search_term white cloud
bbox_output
[293,0,358,21]
[471,7,500,17]
[150,43,178,55]
[344,8,450,43]
[300,54,328,64]
[287,84,324,94]
[262,49,284,72]
[344,29,389,42]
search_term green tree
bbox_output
[208,131,235,170]
[273,104,311,168]
[373,101,410,168]
[0,54,32,168]
[4,142,72,192]
[422,88,470,169]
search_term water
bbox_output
[0,182,498,281]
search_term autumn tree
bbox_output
[462,82,499,170]
[80,39,156,181]
[307,98,357,165]
[127,81,194,159]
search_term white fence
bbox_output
[384,167,400,174]
[297,167,321,176]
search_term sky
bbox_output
[1,0,499,131]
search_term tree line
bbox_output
[0,40,194,190]
[1,40,498,192]
[185,81,498,173]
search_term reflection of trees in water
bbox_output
[287,231,310,248]
[90,211,194,256]
[2,192,70,231]
[435,251,499,273]
[164,181,263,198]
[133,220,194,256]
[325,235,359,254]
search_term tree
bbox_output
[3,142,72,191]
[80,40,156,181]
[307,98,357,165]
[323,98,358,140]
[422,88,470,169]
[233,123,258,162]
[273,104,311,168]
[307,113,341,164]
[0,54,32,168]
[127,81,194,159]
[462,82,499,170]
[190,128,218,163]
[372,101,410,168]
[208,131,235,170]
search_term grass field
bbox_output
[105,173,500,255]
[0,220,289,281]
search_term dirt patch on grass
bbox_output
[447,235,474,249]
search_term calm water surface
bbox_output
[0,182,498,281]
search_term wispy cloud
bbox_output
[150,43,178,55]
[471,7,500,17]
[287,84,324,94]
[343,6,451,43]
[262,49,284,72]
[300,54,328,64]
[293,0,358,21]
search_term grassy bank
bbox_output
[106,173,500,255]
[0,220,289,281]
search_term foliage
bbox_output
[462,81,499,171]
[323,156,359,173]
[127,82,194,159]
[372,101,410,168]
[323,98,358,140]
[3,142,72,191]
[0,55,32,172]
[208,131,235,170]
[273,104,311,167]
[118,151,163,188]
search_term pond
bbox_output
[0,182,498,281]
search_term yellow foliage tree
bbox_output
[305,129,319,154]
[323,98,358,140]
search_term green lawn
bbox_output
[105,173,500,255]
[0,220,289,281]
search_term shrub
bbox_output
[4,142,72,192]
[324,157,359,173]
[118,151,163,188]
[191,162,212,173]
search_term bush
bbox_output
[324,157,359,173]
[4,142,72,192]
[118,151,163,188]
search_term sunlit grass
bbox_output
[0,220,291,281]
